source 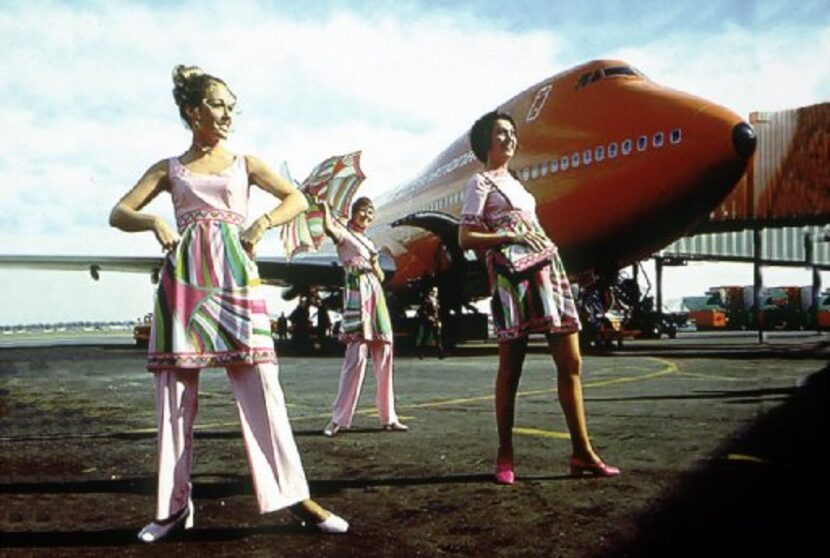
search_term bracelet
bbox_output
[262,213,274,228]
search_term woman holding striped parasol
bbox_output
[319,197,408,437]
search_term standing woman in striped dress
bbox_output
[319,198,408,437]
[458,110,619,485]
[110,65,348,542]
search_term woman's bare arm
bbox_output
[109,159,179,251]
[241,155,310,253]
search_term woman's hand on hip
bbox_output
[240,220,267,258]
[512,230,550,252]
[153,217,180,252]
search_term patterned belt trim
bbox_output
[343,256,374,274]
[177,209,245,231]
[344,265,374,275]
[489,210,537,228]
[146,348,277,370]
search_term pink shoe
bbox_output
[494,457,515,485]
[569,456,620,478]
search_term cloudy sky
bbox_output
[1,0,828,324]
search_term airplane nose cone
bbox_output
[732,121,757,158]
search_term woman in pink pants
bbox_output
[110,64,348,542]
[320,198,408,437]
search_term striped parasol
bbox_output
[281,151,366,258]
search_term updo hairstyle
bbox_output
[469,110,517,163]
[171,65,236,128]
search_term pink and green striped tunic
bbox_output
[333,227,393,344]
[146,156,276,370]
[460,170,581,342]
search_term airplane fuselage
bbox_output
[370,60,755,294]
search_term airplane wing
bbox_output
[0,255,163,280]
[257,253,345,288]
[0,252,396,292]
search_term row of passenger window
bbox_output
[422,190,463,212]
[415,127,683,214]
[519,128,682,182]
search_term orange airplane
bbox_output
[0,60,756,318]
[374,59,755,304]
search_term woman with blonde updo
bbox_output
[110,65,348,542]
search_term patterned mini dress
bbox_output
[146,155,277,370]
[460,170,581,342]
[334,227,393,344]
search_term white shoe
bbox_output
[382,421,409,432]
[323,420,341,437]
[314,513,349,534]
[137,498,194,543]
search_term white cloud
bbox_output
[612,24,830,119]
[1,0,828,323]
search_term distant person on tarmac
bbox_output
[109,64,347,542]
[289,296,312,351]
[319,197,408,437]
[315,301,332,346]
[416,285,444,359]
[275,312,288,343]
[458,110,619,485]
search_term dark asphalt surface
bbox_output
[1,331,828,557]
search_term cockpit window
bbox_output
[603,66,641,78]
[575,65,645,89]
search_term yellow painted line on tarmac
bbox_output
[676,371,744,382]
[513,427,570,440]
[123,421,242,434]
[0,420,248,440]
[405,393,497,408]
[402,357,679,411]
[582,357,678,389]
[2,358,681,440]
[363,411,415,421]
[90,359,683,430]
[726,453,768,463]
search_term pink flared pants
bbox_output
[330,340,398,428]
[153,362,310,520]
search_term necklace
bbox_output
[191,142,219,154]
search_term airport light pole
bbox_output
[805,231,830,330]
[753,227,765,343]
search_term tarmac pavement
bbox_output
[1,331,827,557]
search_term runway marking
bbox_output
[726,453,768,464]
[399,357,679,410]
[676,371,744,382]
[0,358,680,440]
[513,427,570,439]
[171,358,678,426]
[582,358,679,389]
[0,421,248,441]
